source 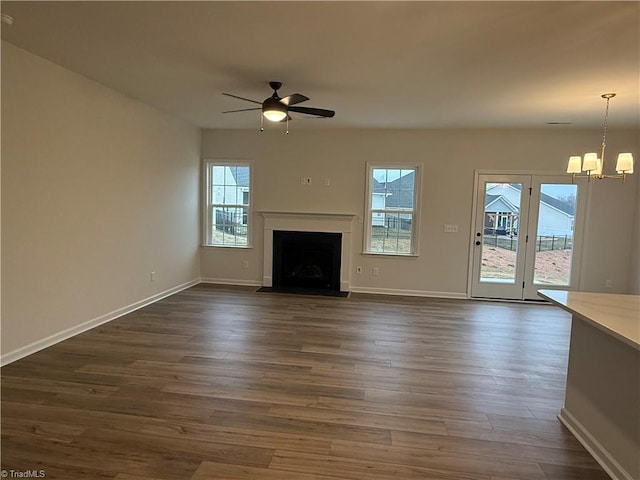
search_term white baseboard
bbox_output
[349,286,467,299]
[558,408,635,480]
[0,278,200,367]
[200,280,467,301]
[199,278,467,300]
[200,277,262,287]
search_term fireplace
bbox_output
[260,211,356,293]
[273,230,341,292]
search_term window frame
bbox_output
[363,162,422,256]
[202,160,253,248]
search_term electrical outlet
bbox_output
[150,271,156,282]
[242,260,249,269]
[356,266,362,274]
[605,279,613,289]
[443,224,459,233]
[373,267,379,276]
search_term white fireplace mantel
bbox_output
[260,211,356,292]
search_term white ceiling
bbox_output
[1,1,639,130]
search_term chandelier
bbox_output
[566,93,634,181]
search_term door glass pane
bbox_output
[533,184,577,286]
[480,183,521,283]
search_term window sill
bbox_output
[201,244,253,249]
[362,252,419,258]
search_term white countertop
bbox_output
[538,290,640,351]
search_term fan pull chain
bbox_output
[260,113,264,132]
[286,116,289,135]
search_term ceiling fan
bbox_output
[222,81,335,130]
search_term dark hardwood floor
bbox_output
[1,284,609,479]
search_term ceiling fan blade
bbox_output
[222,93,262,105]
[222,107,261,114]
[289,106,335,118]
[281,93,309,106]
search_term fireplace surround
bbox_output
[260,212,356,292]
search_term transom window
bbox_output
[204,161,251,247]
[364,164,421,255]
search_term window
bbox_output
[204,161,251,247]
[364,164,421,255]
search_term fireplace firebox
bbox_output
[272,230,342,293]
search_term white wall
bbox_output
[200,128,639,296]
[1,42,201,361]
[581,166,640,294]
[631,179,640,294]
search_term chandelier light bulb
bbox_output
[616,153,634,174]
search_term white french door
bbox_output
[470,173,586,300]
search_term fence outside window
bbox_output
[483,234,573,252]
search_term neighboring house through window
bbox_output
[365,164,421,255]
[483,183,575,236]
[204,161,251,247]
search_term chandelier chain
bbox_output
[600,96,610,167]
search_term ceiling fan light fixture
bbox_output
[263,109,287,122]
[262,97,287,122]
[222,82,334,132]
